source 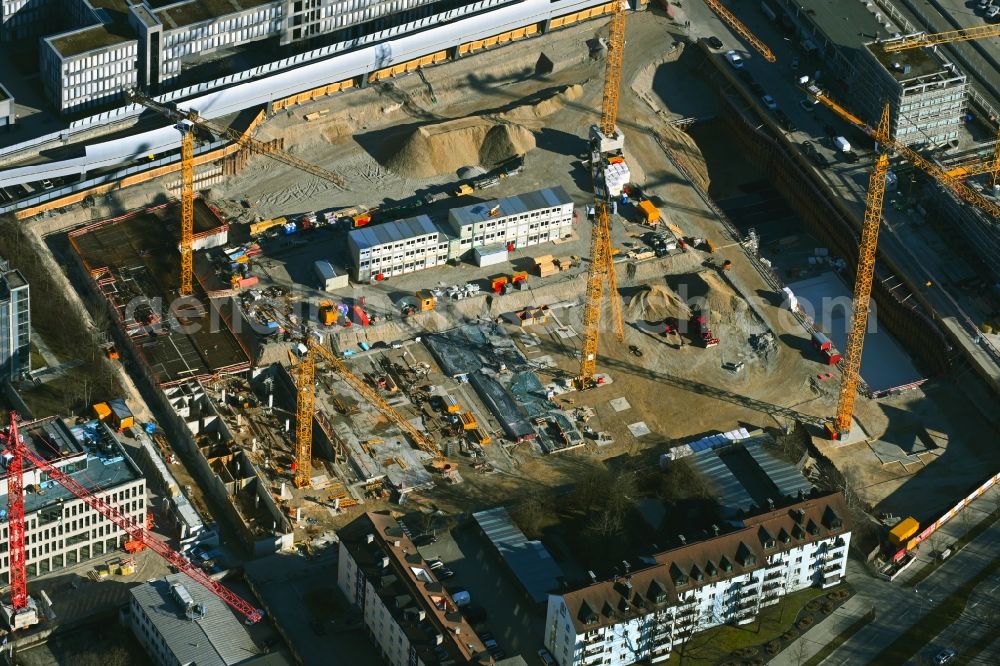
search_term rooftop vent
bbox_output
[365,533,375,544]
[170,583,205,621]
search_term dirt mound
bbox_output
[626,285,690,322]
[386,118,535,178]
[655,125,710,193]
[666,271,748,325]
[499,84,584,123]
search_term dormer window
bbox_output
[736,542,757,567]
[720,556,733,572]
[691,564,704,582]
[778,528,791,544]
[705,560,718,577]
[807,520,820,536]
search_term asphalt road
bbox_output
[770,488,1000,665]
[702,2,1000,396]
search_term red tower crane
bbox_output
[1,413,262,626]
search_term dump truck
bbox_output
[453,183,474,196]
[319,301,337,326]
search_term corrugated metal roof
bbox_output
[448,186,573,229]
[473,506,563,603]
[348,214,439,251]
[129,574,259,666]
[745,440,814,500]
[690,449,755,514]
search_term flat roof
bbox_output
[0,418,143,516]
[155,0,277,29]
[130,573,259,666]
[472,507,564,603]
[866,41,955,82]
[49,25,134,57]
[0,83,10,102]
[789,0,889,51]
[448,186,573,229]
[348,214,440,252]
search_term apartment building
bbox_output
[447,186,575,254]
[348,214,449,283]
[771,0,967,146]
[337,512,489,666]
[0,417,146,586]
[543,494,851,666]
[0,258,29,381]
[347,187,576,282]
[127,574,259,666]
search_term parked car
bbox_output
[462,605,488,624]
[987,5,999,18]
[724,50,744,69]
[40,179,53,190]
[934,648,957,665]
[775,109,796,131]
[706,36,724,49]
[427,558,444,570]
[436,567,455,579]
[538,648,557,666]
[761,94,778,110]
[749,81,765,96]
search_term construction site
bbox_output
[4,0,1000,659]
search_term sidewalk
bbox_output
[771,488,1000,665]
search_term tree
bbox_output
[512,491,548,539]
[593,470,637,538]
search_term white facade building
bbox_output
[447,186,575,254]
[0,417,146,586]
[127,573,259,666]
[348,214,449,283]
[543,494,851,666]
[337,512,489,666]
[347,187,576,282]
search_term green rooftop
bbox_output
[156,0,277,29]
[50,25,134,58]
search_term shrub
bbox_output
[765,640,781,655]
[797,615,814,629]
[821,601,835,614]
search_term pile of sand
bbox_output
[499,84,584,123]
[386,117,535,178]
[626,285,690,322]
[664,271,749,325]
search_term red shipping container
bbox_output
[823,349,842,365]
[237,276,259,288]
[352,305,370,326]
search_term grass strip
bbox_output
[802,608,875,666]
[873,555,1000,665]
[904,508,1000,589]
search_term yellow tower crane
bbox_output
[179,125,194,296]
[881,24,1000,52]
[704,0,776,62]
[129,92,347,295]
[578,1,627,388]
[807,88,1000,220]
[944,127,1000,189]
[826,104,892,440]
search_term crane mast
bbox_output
[5,413,28,622]
[579,0,627,387]
[293,349,316,488]
[830,104,892,439]
[1,414,263,626]
[179,126,194,296]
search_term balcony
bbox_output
[762,582,782,594]
[738,587,758,599]
[736,597,757,611]
[583,642,604,654]
[822,563,842,574]
[765,570,784,580]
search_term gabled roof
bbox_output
[556,493,851,634]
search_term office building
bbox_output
[348,187,575,282]
[0,417,146,586]
[127,573,261,666]
[0,258,29,381]
[7,0,619,114]
[543,494,851,666]
[337,512,490,666]
[770,0,967,146]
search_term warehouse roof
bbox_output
[448,186,573,230]
[472,507,564,603]
[129,573,259,666]
[348,214,441,252]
